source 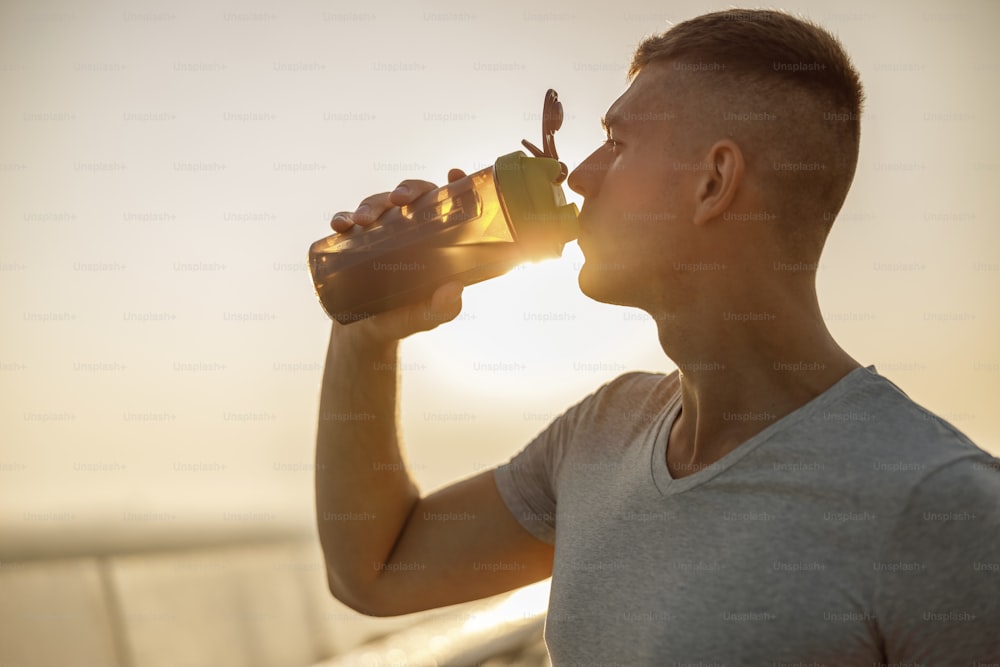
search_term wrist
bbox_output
[330,319,399,357]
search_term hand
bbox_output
[329,169,468,342]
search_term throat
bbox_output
[663,356,862,480]
[662,393,786,480]
[665,420,750,480]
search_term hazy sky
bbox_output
[2,0,998,557]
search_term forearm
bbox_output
[314,322,419,604]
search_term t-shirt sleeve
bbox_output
[492,398,581,544]
[874,453,1000,662]
[492,376,633,544]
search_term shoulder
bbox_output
[567,370,679,426]
[899,454,1000,518]
[834,366,986,463]
[778,367,992,517]
[592,369,679,405]
[853,368,1000,551]
[523,370,678,461]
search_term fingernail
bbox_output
[354,204,371,221]
[391,185,409,197]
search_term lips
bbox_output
[575,208,591,235]
[574,218,591,254]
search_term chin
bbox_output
[577,260,638,308]
[577,267,604,303]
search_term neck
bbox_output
[650,275,861,475]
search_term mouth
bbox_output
[573,216,591,254]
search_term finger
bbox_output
[447,168,467,183]
[330,211,355,232]
[365,282,464,342]
[352,192,394,226]
[387,179,439,207]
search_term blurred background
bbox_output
[2,0,999,562]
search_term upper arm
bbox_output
[341,376,642,616]
[360,469,554,616]
[875,456,1000,662]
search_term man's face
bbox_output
[567,63,703,311]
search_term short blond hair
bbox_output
[632,9,865,244]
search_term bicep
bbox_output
[367,469,554,616]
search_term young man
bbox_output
[315,9,1000,664]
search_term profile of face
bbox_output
[568,54,855,322]
[568,63,712,314]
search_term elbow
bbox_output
[323,564,401,617]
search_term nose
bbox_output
[567,147,607,199]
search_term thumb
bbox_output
[420,282,464,329]
[362,282,464,342]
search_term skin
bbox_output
[567,62,861,477]
[317,173,554,617]
[315,60,859,614]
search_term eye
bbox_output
[603,137,621,151]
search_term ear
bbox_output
[693,139,744,226]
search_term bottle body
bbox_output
[309,152,578,324]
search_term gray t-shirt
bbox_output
[493,366,1000,665]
